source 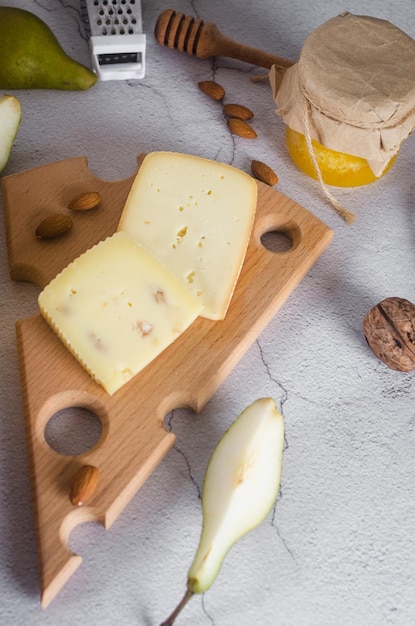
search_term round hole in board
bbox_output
[44,407,103,456]
[260,229,293,253]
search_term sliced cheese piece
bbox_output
[38,231,202,395]
[118,151,257,320]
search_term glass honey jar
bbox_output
[270,12,415,189]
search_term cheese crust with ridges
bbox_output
[38,231,203,395]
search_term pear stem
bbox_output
[160,588,194,625]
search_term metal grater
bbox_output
[81,0,146,80]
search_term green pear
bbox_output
[0,95,22,173]
[0,7,97,90]
[161,398,284,625]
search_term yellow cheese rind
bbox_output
[38,231,202,395]
[118,152,257,320]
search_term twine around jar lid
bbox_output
[272,13,415,178]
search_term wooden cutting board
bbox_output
[1,155,333,608]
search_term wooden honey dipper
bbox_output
[154,9,295,70]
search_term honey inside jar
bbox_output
[285,127,397,187]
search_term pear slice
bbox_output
[161,398,284,625]
[0,95,22,173]
[0,7,96,90]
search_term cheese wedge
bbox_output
[38,231,202,395]
[118,152,257,320]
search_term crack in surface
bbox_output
[167,409,214,623]
[208,58,237,166]
[35,0,90,44]
[255,338,298,562]
[256,337,288,411]
[166,410,201,500]
[201,594,215,625]
[271,489,297,563]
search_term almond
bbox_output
[250,160,279,186]
[224,103,254,121]
[227,118,257,139]
[198,80,225,101]
[35,214,73,239]
[69,464,99,506]
[68,191,102,212]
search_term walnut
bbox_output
[363,297,415,372]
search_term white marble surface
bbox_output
[1,0,415,624]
